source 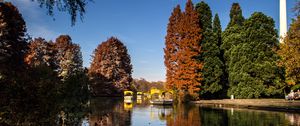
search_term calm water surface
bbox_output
[83,97,300,126]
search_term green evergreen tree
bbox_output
[228,3,245,28]
[213,13,227,98]
[213,14,222,47]
[221,3,245,97]
[228,12,284,98]
[221,3,244,58]
[196,2,224,99]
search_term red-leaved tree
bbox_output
[164,0,203,101]
[89,37,132,96]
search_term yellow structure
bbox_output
[124,91,133,96]
[150,88,161,95]
[149,88,173,100]
[124,91,133,103]
[137,99,142,104]
[137,92,143,95]
[124,103,133,110]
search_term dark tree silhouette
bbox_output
[0,2,27,74]
[31,0,92,25]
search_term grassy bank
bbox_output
[192,99,300,113]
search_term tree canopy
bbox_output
[164,5,181,90]
[277,15,300,86]
[227,12,284,98]
[196,1,225,99]
[55,35,83,79]
[0,2,27,73]
[89,37,132,96]
[164,0,203,101]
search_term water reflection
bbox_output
[88,97,131,126]
[166,104,200,126]
[285,113,300,125]
[0,95,88,125]
[2,97,300,126]
[197,106,298,126]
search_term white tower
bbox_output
[280,0,287,43]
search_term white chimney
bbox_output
[280,0,287,43]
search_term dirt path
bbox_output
[192,99,300,112]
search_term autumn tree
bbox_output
[196,1,224,99]
[89,37,132,96]
[0,2,27,76]
[228,12,284,98]
[164,5,182,90]
[55,35,83,79]
[0,3,59,125]
[175,0,203,101]
[277,15,300,89]
[25,38,57,68]
[0,2,28,115]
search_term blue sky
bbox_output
[8,0,297,81]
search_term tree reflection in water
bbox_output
[166,104,200,126]
[166,104,300,126]
[199,106,296,126]
[0,93,89,126]
[2,96,300,126]
[88,97,131,126]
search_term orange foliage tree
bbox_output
[54,35,83,79]
[25,38,57,68]
[164,0,203,101]
[164,5,182,90]
[89,37,132,96]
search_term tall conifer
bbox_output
[228,12,284,98]
[221,3,244,97]
[164,5,182,90]
[176,0,203,100]
[196,2,224,99]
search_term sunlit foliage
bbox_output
[89,37,132,96]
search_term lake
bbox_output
[82,97,300,126]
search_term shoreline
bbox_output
[192,99,300,113]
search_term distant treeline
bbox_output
[132,78,165,92]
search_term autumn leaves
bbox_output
[164,0,202,101]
